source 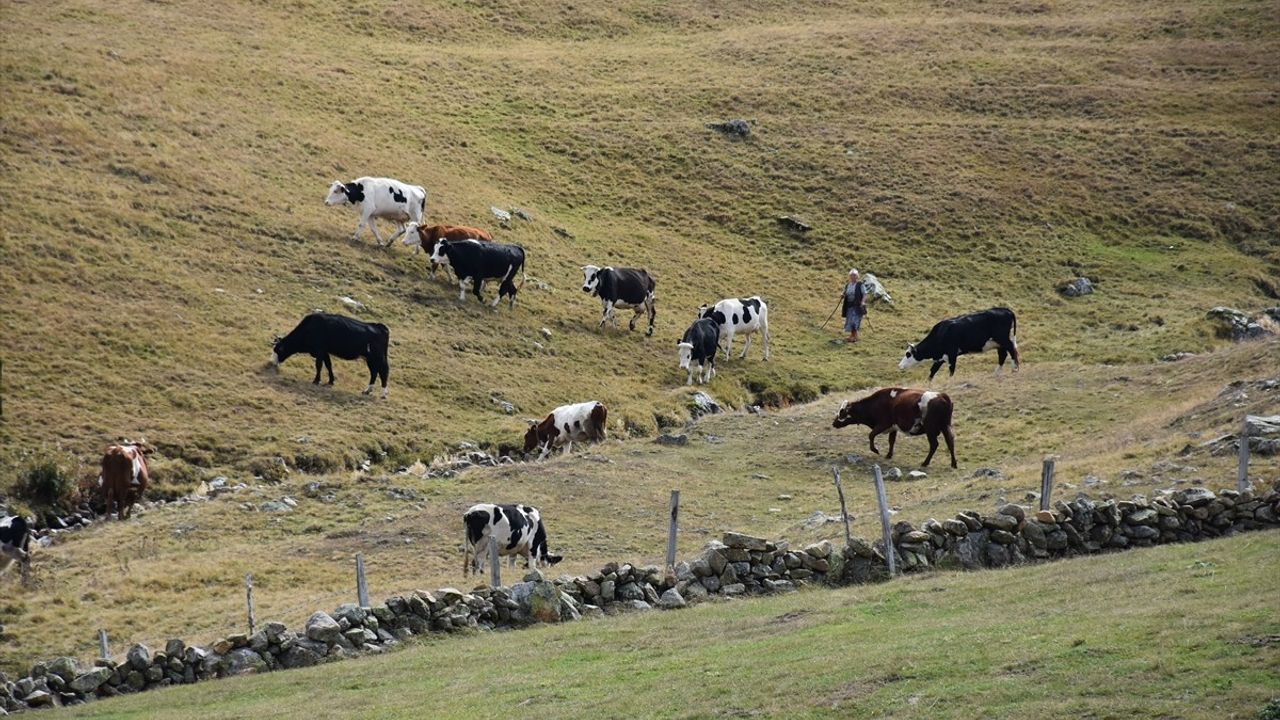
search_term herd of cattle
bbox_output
[0,175,1026,581]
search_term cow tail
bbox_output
[937,396,954,431]
[518,253,527,288]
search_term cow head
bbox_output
[581,265,601,294]
[832,399,867,429]
[522,422,542,454]
[699,304,726,326]
[428,239,450,267]
[401,222,423,249]
[325,181,350,206]
[898,343,921,370]
[676,341,694,369]
[270,334,294,367]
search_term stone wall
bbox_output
[2,481,1277,713]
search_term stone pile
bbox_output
[4,481,1277,714]
[839,483,1280,584]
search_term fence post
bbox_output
[489,537,501,587]
[872,464,896,577]
[97,629,109,660]
[245,574,256,636]
[1238,417,1250,492]
[665,490,680,570]
[832,467,852,548]
[355,553,370,609]
[1040,456,1056,512]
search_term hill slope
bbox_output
[1,0,1277,481]
[59,530,1280,719]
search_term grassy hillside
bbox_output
[60,530,1280,719]
[1,0,1277,480]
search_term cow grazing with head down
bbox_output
[462,503,562,576]
[270,313,390,398]
[430,239,526,309]
[581,265,656,336]
[677,317,720,385]
[325,176,426,247]
[832,388,957,468]
[100,443,150,520]
[523,401,608,459]
[1,515,33,583]
[699,297,770,361]
[899,307,1020,381]
[402,224,493,274]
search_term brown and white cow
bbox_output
[832,388,956,468]
[403,223,493,275]
[99,443,150,520]
[523,401,608,460]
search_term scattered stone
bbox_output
[260,501,292,513]
[490,207,512,223]
[884,468,903,480]
[1206,306,1273,341]
[907,470,928,480]
[687,392,721,418]
[655,433,688,446]
[1160,352,1195,362]
[540,327,552,340]
[1059,277,1094,297]
[706,119,750,137]
[510,208,532,221]
[777,215,811,233]
[861,273,893,305]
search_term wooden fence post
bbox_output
[832,467,852,548]
[1040,456,1056,512]
[666,490,680,569]
[245,574,256,636]
[97,629,109,660]
[355,553,370,609]
[489,537,501,587]
[872,464,896,577]
[1238,417,1250,492]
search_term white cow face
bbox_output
[401,222,422,249]
[677,341,694,369]
[428,241,449,266]
[581,265,601,294]
[898,343,920,370]
[324,181,349,206]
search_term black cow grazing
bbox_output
[832,388,957,468]
[1,515,32,584]
[676,317,720,385]
[270,313,390,398]
[462,503,563,575]
[430,239,526,309]
[898,307,1020,381]
[581,265,656,336]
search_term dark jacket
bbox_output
[842,281,866,316]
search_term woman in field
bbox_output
[842,268,867,343]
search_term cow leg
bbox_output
[686,367,694,386]
[761,321,770,361]
[385,222,407,246]
[367,218,387,247]
[363,356,377,395]
[472,278,485,303]
[1008,342,1021,370]
[943,426,957,468]
[458,277,468,301]
[886,428,898,460]
[723,333,734,361]
[996,348,1008,375]
[323,355,335,385]
[379,358,390,399]
[927,360,945,382]
[351,218,365,243]
[598,298,610,331]
[739,333,753,359]
[312,357,323,384]
[629,305,642,332]
[867,428,882,455]
[947,355,958,377]
[645,297,655,337]
[922,433,939,467]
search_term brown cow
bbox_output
[100,444,150,520]
[403,223,493,275]
[832,388,956,468]
[523,401,608,459]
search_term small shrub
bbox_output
[1259,698,1280,720]
[293,451,342,474]
[242,456,290,483]
[10,451,81,513]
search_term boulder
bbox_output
[723,532,769,551]
[222,649,267,676]
[804,540,833,559]
[688,392,721,418]
[657,589,687,609]
[126,644,151,671]
[655,433,688,446]
[46,657,78,683]
[861,273,893,305]
[305,612,342,643]
[1206,306,1273,341]
[277,645,321,670]
[1245,415,1280,456]
[69,668,111,694]
[706,119,751,137]
[1059,277,1094,297]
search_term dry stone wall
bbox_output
[2,481,1277,713]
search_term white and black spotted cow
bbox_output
[699,296,770,362]
[898,307,1020,381]
[430,239,526,309]
[0,515,32,584]
[581,265,656,336]
[677,317,720,385]
[462,503,563,576]
[325,176,426,247]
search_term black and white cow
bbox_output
[677,317,720,385]
[0,515,32,583]
[581,265,656,336]
[462,503,562,575]
[699,297,770,361]
[898,306,1020,381]
[430,239,526,309]
[270,313,390,397]
[325,176,426,247]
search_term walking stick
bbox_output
[820,296,843,329]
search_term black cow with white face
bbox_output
[677,317,720,385]
[581,265,656,336]
[1,515,32,584]
[270,313,390,397]
[898,306,1020,381]
[430,239,526,309]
